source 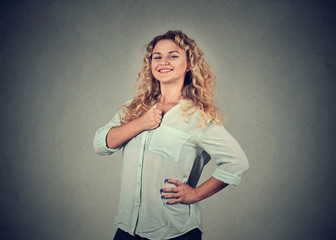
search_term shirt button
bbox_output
[138,181,140,185]
[137,200,140,203]
[139,164,142,167]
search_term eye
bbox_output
[169,55,179,59]
[153,56,161,60]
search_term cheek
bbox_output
[151,64,158,78]
[179,61,188,72]
[151,62,157,72]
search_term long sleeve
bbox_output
[93,112,123,156]
[197,122,249,186]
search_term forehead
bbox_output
[152,39,184,53]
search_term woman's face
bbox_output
[151,39,189,86]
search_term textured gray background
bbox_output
[1,0,335,239]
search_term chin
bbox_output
[155,77,171,83]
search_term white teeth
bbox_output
[159,69,172,72]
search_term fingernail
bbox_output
[160,189,163,192]
[161,195,165,198]
[166,202,169,205]
[165,179,168,182]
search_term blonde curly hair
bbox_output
[120,30,223,127]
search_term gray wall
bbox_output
[1,0,335,239]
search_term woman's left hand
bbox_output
[160,179,199,205]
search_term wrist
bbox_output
[193,187,202,203]
[133,117,145,133]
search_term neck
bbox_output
[159,84,183,103]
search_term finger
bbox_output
[154,119,161,128]
[155,114,162,122]
[154,115,162,123]
[166,198,182,205]
[155,109,162,115]
[165,178,182,186]
[151,119,159,128]
[161,193,179,199]
[155,109,162,116]
[161,187,178,193]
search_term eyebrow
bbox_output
[152,51,180,55]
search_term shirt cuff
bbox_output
[212,168,241,186]
[93,125,121,155]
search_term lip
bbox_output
[158,68,173,73]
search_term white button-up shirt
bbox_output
[93,100,249,240]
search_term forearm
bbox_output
[106,108,163,149]
[194,177,228,202]
[106,118,144,149]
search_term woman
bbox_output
[93,30,249,240]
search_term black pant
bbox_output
[113,228,202,240]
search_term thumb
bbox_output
[155,109,163,115]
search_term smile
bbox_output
[158,69,173,73]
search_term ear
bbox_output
[186,63,191,72]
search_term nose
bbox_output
[159,57,170,65]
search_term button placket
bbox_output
[132,130,152,233]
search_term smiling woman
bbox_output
[93,30,249,240]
